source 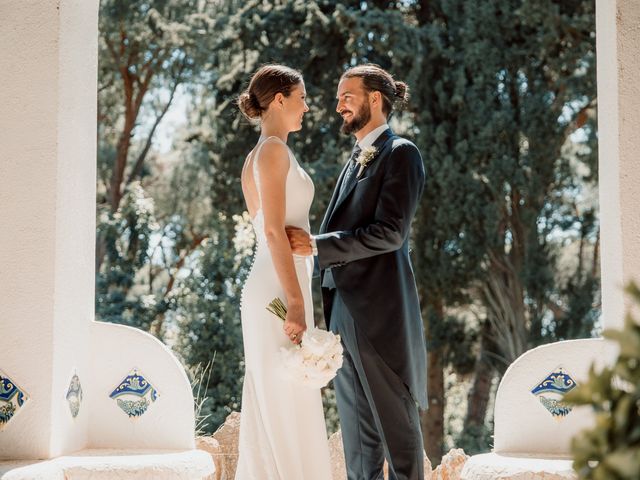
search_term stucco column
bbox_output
[0,0,98,458]
[597,0,640,330]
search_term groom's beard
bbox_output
[340,102,371,135]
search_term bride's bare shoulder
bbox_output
[257,139,289,164]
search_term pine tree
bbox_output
[409,0,599,457]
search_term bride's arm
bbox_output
[257,141,306,342]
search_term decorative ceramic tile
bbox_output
[0,370,29,429]
[66,373,83,418]
[531,367,576,418]
[109,368,158,418]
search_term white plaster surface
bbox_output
[1,0,60,458]
[50,0,99,458]
[0,449,214,480]
[88,322,196,450]
[597,0,640,330]
[0,0,98,459]
[461,453,576,480]
[493,339,617,455]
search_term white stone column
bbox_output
[0,0,98,458]
[0,1,198,463]
[597,0,640,330]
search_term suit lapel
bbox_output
[329,128,393,219]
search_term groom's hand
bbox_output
[285,226,313,256]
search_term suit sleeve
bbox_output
[314,142,425,269]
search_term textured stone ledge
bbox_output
[0,449,215,480]
[461,452,577,480]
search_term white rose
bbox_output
[302,328,334,356]
[278,328,344,388]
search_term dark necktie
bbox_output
[338,145,361,198]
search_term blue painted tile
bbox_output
[109,369,158,418]
[66,373,83,419]
[531,367,577,419]
[0,370,29,429]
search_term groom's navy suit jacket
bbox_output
[315,128,428,409]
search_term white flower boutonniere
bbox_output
[355,146,378,178]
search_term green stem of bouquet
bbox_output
[266,297,287,321]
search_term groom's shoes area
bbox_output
[330,292,425,480]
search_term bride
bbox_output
[235,65,332,479]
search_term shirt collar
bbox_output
[356,123,389,150]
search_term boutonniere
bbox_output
[355,146,378,178]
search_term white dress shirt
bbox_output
[355,123,389,150]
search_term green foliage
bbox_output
[407,0,599,456]
[566,283,640,480]
[412,0,599,361]
[454,422,494,456]
[322,386,341,437]
[97,0,211,203]
[189,359,214,436]
[427,312,478,376]
[95,182,170,330]
[175,217,251,430]
[96,0,218,333]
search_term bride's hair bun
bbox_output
[394,81,409,104]
[238,64,303,122]
[238,91,263,120]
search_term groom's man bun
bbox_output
[342,64,409,117]
[238,64,303,121]
[393,80,409,104]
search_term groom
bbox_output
[287,64,428,480]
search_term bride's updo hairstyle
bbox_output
[341,64,409,117]
[238,64,303,121]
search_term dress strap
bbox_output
[251,136,287,207]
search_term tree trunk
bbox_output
[464,324,494,432]
[421,349,444,466]
[95,232,107,273]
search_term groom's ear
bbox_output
[370,90,382,109]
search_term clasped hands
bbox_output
[285,226,313,256]
[282,226,314,345]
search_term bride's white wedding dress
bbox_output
[236,136,332,480]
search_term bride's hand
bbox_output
[283,302,306,345]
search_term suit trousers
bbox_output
[330,291,425,480]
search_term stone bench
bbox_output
[462,453,577,479]
[461,338,617,480]
[0,449,214,480]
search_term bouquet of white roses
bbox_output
[267,297,344,389]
